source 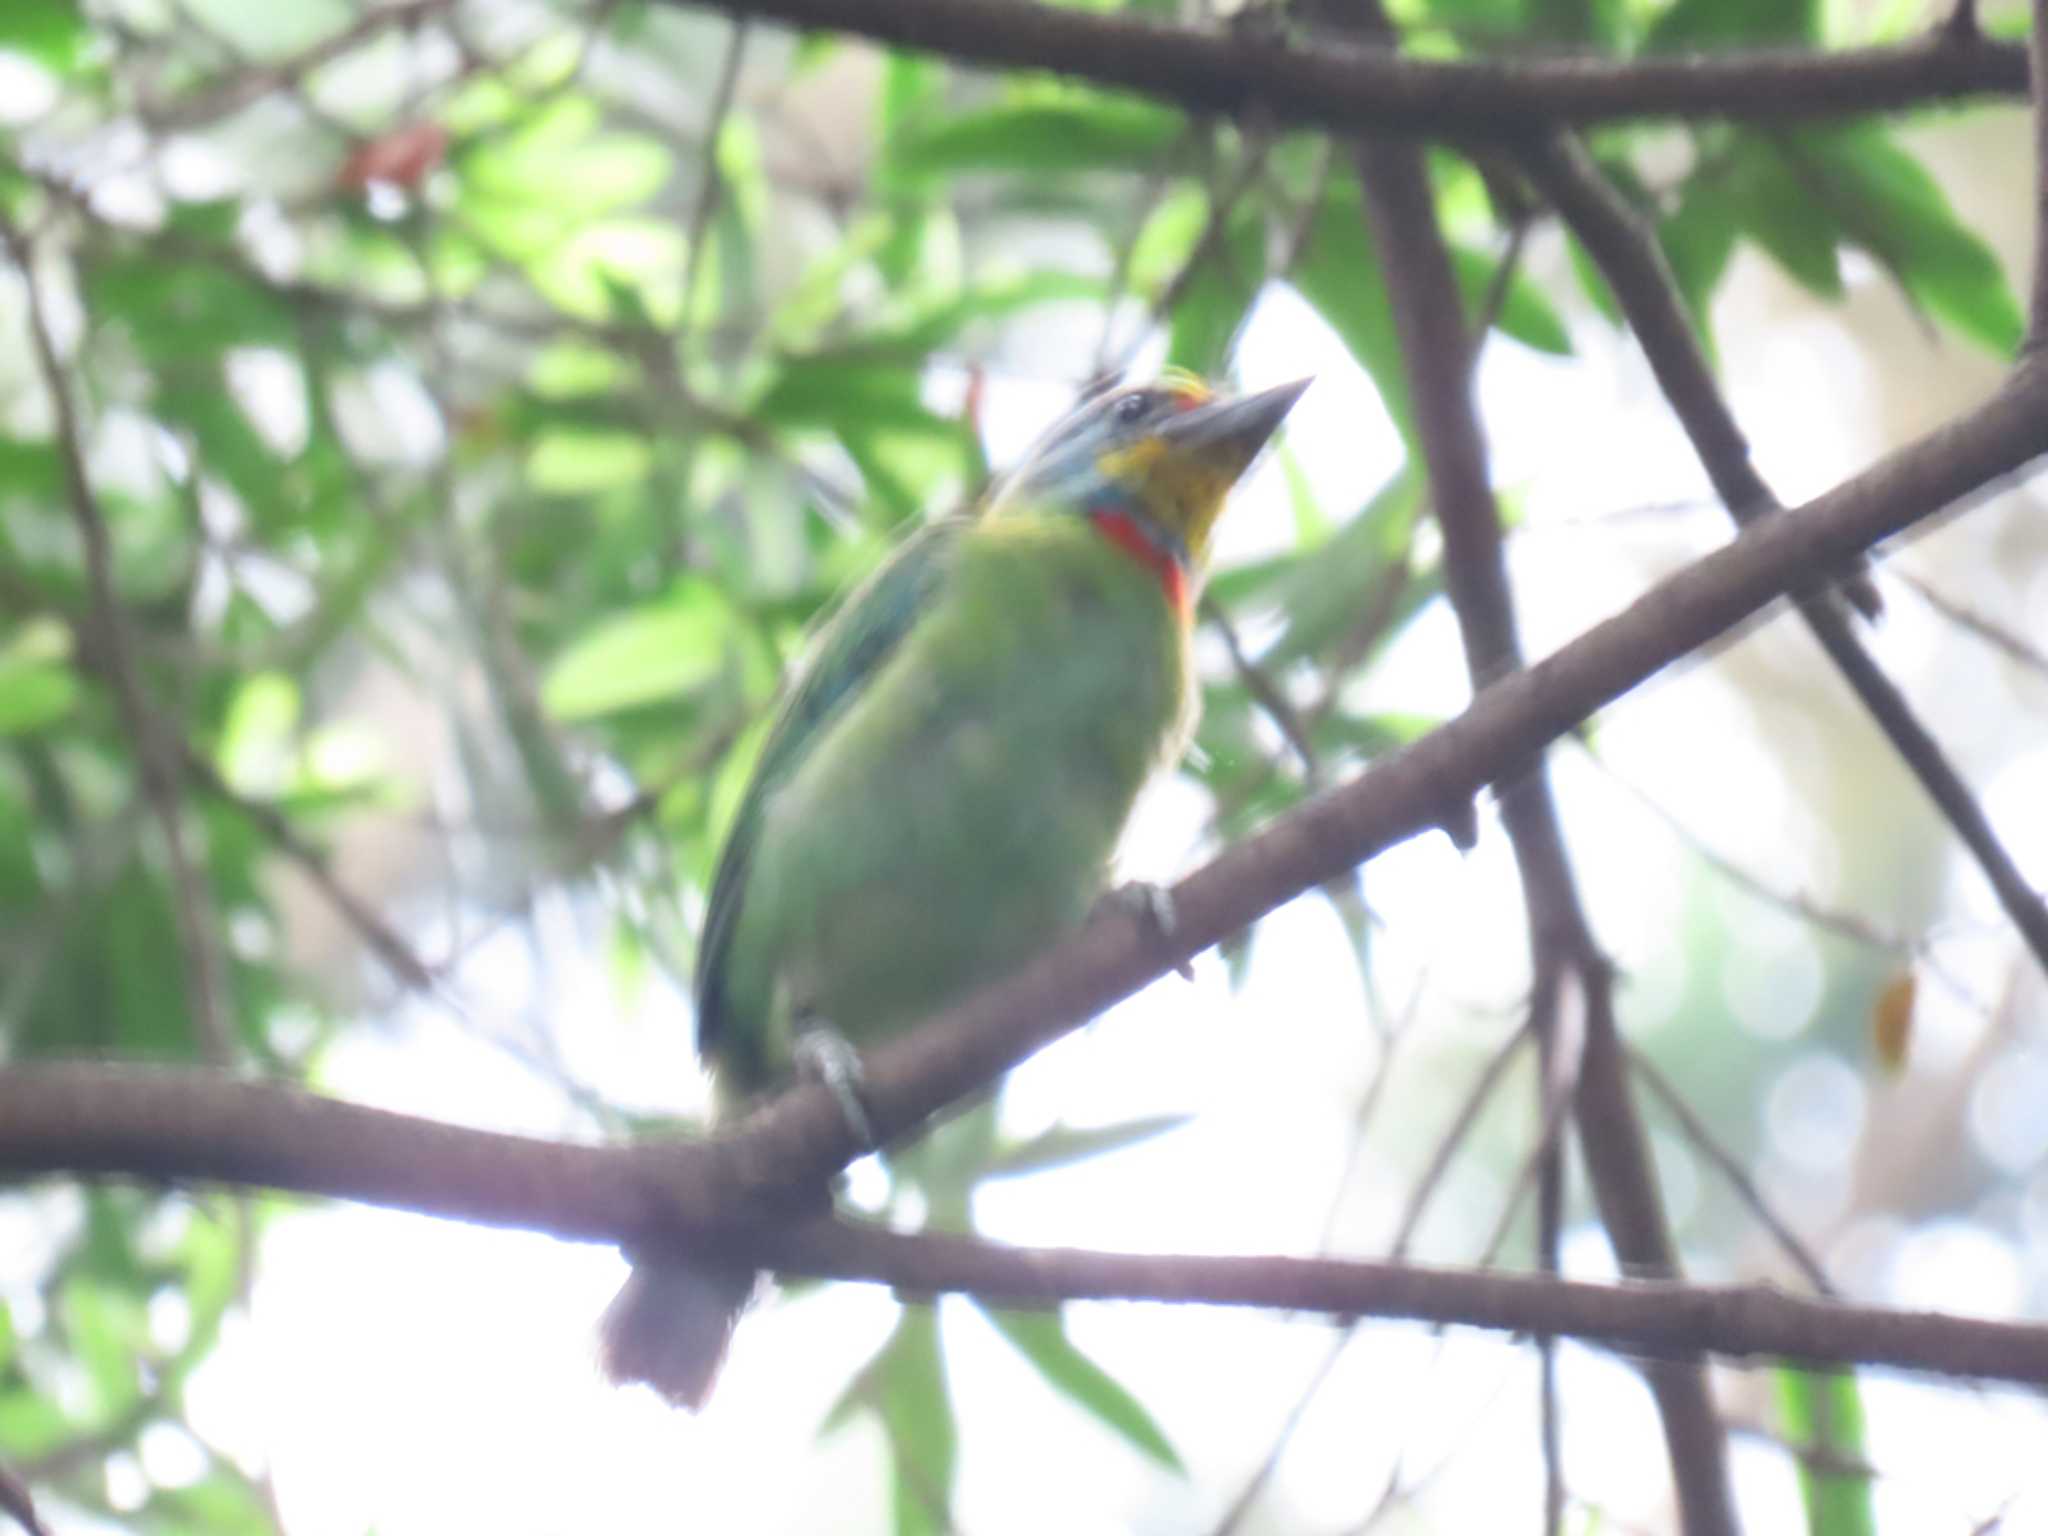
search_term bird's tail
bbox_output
[598,1257,758,1410]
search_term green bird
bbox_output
[600,370,1308,1407]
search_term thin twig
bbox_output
[1210,1017,1529,1536]
[1580,741,1990,1015]
[1896,568,2048,681]
[1628,1050,1835,1297]
[139,0,458,130]
[1522,130,2048,987]
[1204,596,1319,777]
[181,749,440,994]
[676,20,750,353]
[2029,0,2048,342]
[0,211,235,1066]
[1116,131,1273,375]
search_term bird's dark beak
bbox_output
[1156,377,1311,482]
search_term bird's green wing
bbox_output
[695,516,969,1064]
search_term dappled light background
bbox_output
[3,1,2048,1534]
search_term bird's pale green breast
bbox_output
[698,507,1192,1098]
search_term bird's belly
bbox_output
[760,705,1120,1048]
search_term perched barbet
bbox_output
[601,371,1309,1406]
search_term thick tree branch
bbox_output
[5,1065,2048,1388]
[1521,133,2048,985]
[656,0,2026,134]
[1,368,2043,1311]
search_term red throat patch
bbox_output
[1089,508,1190,620]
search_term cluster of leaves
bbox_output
[0,0,2024,1530]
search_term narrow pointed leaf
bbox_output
[981,1305,1184,1472]
[984,1114,1193,1179]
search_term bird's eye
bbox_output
[1113,392,1154,427]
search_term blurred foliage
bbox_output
[0,0,2033,1531]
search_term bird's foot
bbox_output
[1099,880,1194,980]
[793,1026,878,1151]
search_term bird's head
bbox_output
[989,371,1310,613]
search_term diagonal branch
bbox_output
[0,211,235,1067]
[652,0,2026,134]
[1521,133,2048,987]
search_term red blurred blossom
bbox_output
[336,121,449,192]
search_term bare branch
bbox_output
[651,0,2026,134]
[1897,567,2048,680]
[0,211,235,1067]
[1628,1049,1836,1297]
[676,19,750,352]
[1524,131,2048,983]
[139,0,458,131]
[180,748,439,995]
[6,1065,2048,1387]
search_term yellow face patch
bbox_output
[1095,433,1234,561]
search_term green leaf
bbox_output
[525,429,654,494]
[1290,185,1413,441]
[59,1276,146,1421]
[0,437,62,501]
[152,1469,279,1536]
[216,671,300,792]
[878,53,946,142]
[458,100,673,254]
[1450,244,1572,355]
[879,1308,957,1536]
[1658,169,1741,333]
[1649,0,1815,47]
[980,1306,1184,1471]
[1412,0,1527,35]
[1728,138,1843,298]
[984,1115,1192,1179]
[1214,465,1423,671]
[541,585,731,720]
[1313,709,1443,757]
[756,360,956,440]
[1776,1368,1874,1536]
[890,95,1182,177]
[86,256,293,359]
[532,218,686,325]
[0,1390,68,1460]
[0,655,78,736]
[1523,0,1629,44]
[1166,198,1267,377]
[819,1304,960,1536]
[0,0,90,71]
[1782,125,2023,355]
[826,270,1105,362]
